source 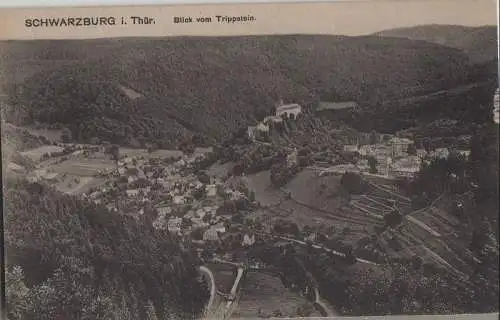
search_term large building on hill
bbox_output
[275,102,302,118]
[390,137,414,158]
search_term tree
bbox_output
[407,143,417,156]
[340,172,365,194]
[105,144,120,174]
[5,266,32,320]
[197,172,211,185]
[192,186,206,200]
[60,128,72,143]
[368,156,378,174]
[411,255,423,270]
[384,210,403,228]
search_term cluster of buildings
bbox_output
[343,135,471,178]
[247,101,302,141]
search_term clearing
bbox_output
[52,158,115,176]
[20,145,64,162]
[120,147,183,159]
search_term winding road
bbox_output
[199,266,216,315]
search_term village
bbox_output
[3,96,490,319]
[10,99,474,263]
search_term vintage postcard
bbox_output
[0,0,498,319]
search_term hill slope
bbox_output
[4,178,209,319]
[1,35,474,147]
[373,24,498,63]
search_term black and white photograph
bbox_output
[1,0,499,319]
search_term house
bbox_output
[256,122,269,133]
[137,169,146,180]
[431,148,450,159]
[286,148,299,167]
[157,206,172,216]
[389,156,421,178]
[316,101,358,112]
[128,175,137,184]
[212,224,226,233]
[343,145,359,153]
[275,103,302,118]
[390,137,414,158]
[247,126,257,140]
[416,149,428,159]
[167,217,182,234]
[305,233,317,242]
[7,163,25,173]
[195,208,207,219]
[203,228,221,242]
[456,149,471,159]
[242,233,256,246]
[173,195,185,205]
[126,189,140,197]
[263,115,284,125]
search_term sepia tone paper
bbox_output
[0,1,498,320]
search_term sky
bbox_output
[315,0,498,35]
[0,0,497,39]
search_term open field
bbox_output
[24,126,63,142]
[55,175,107,195]
[20,145,64,161]
[120,147,183,159]
[207,161,235,179]
[246,169,386,245]
[51,158,116,176]
[246,170,283,206]
[233,271,321,318]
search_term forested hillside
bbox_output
[1,35,473,148]
[373,24,497,63]
[3,178,209,320]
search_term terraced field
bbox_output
[233,271,321,318]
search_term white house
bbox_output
[276,103,302,118]
[126,189,140,197]
[242,234,256,246]
[173,195,186,205]
[247,126,257,140]
[256,122,269,133]
[206,184,217,197]
[167,217,182,234]
[263,115,284,125]
[203,228,220,242]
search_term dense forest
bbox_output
[3,178,209,320]
[1,33,479,148]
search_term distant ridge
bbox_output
[373,24,498,63]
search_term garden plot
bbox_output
[55,175,107,195]
[233,271,321,318]
[120,147,183,159]
[51,158,115,176]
